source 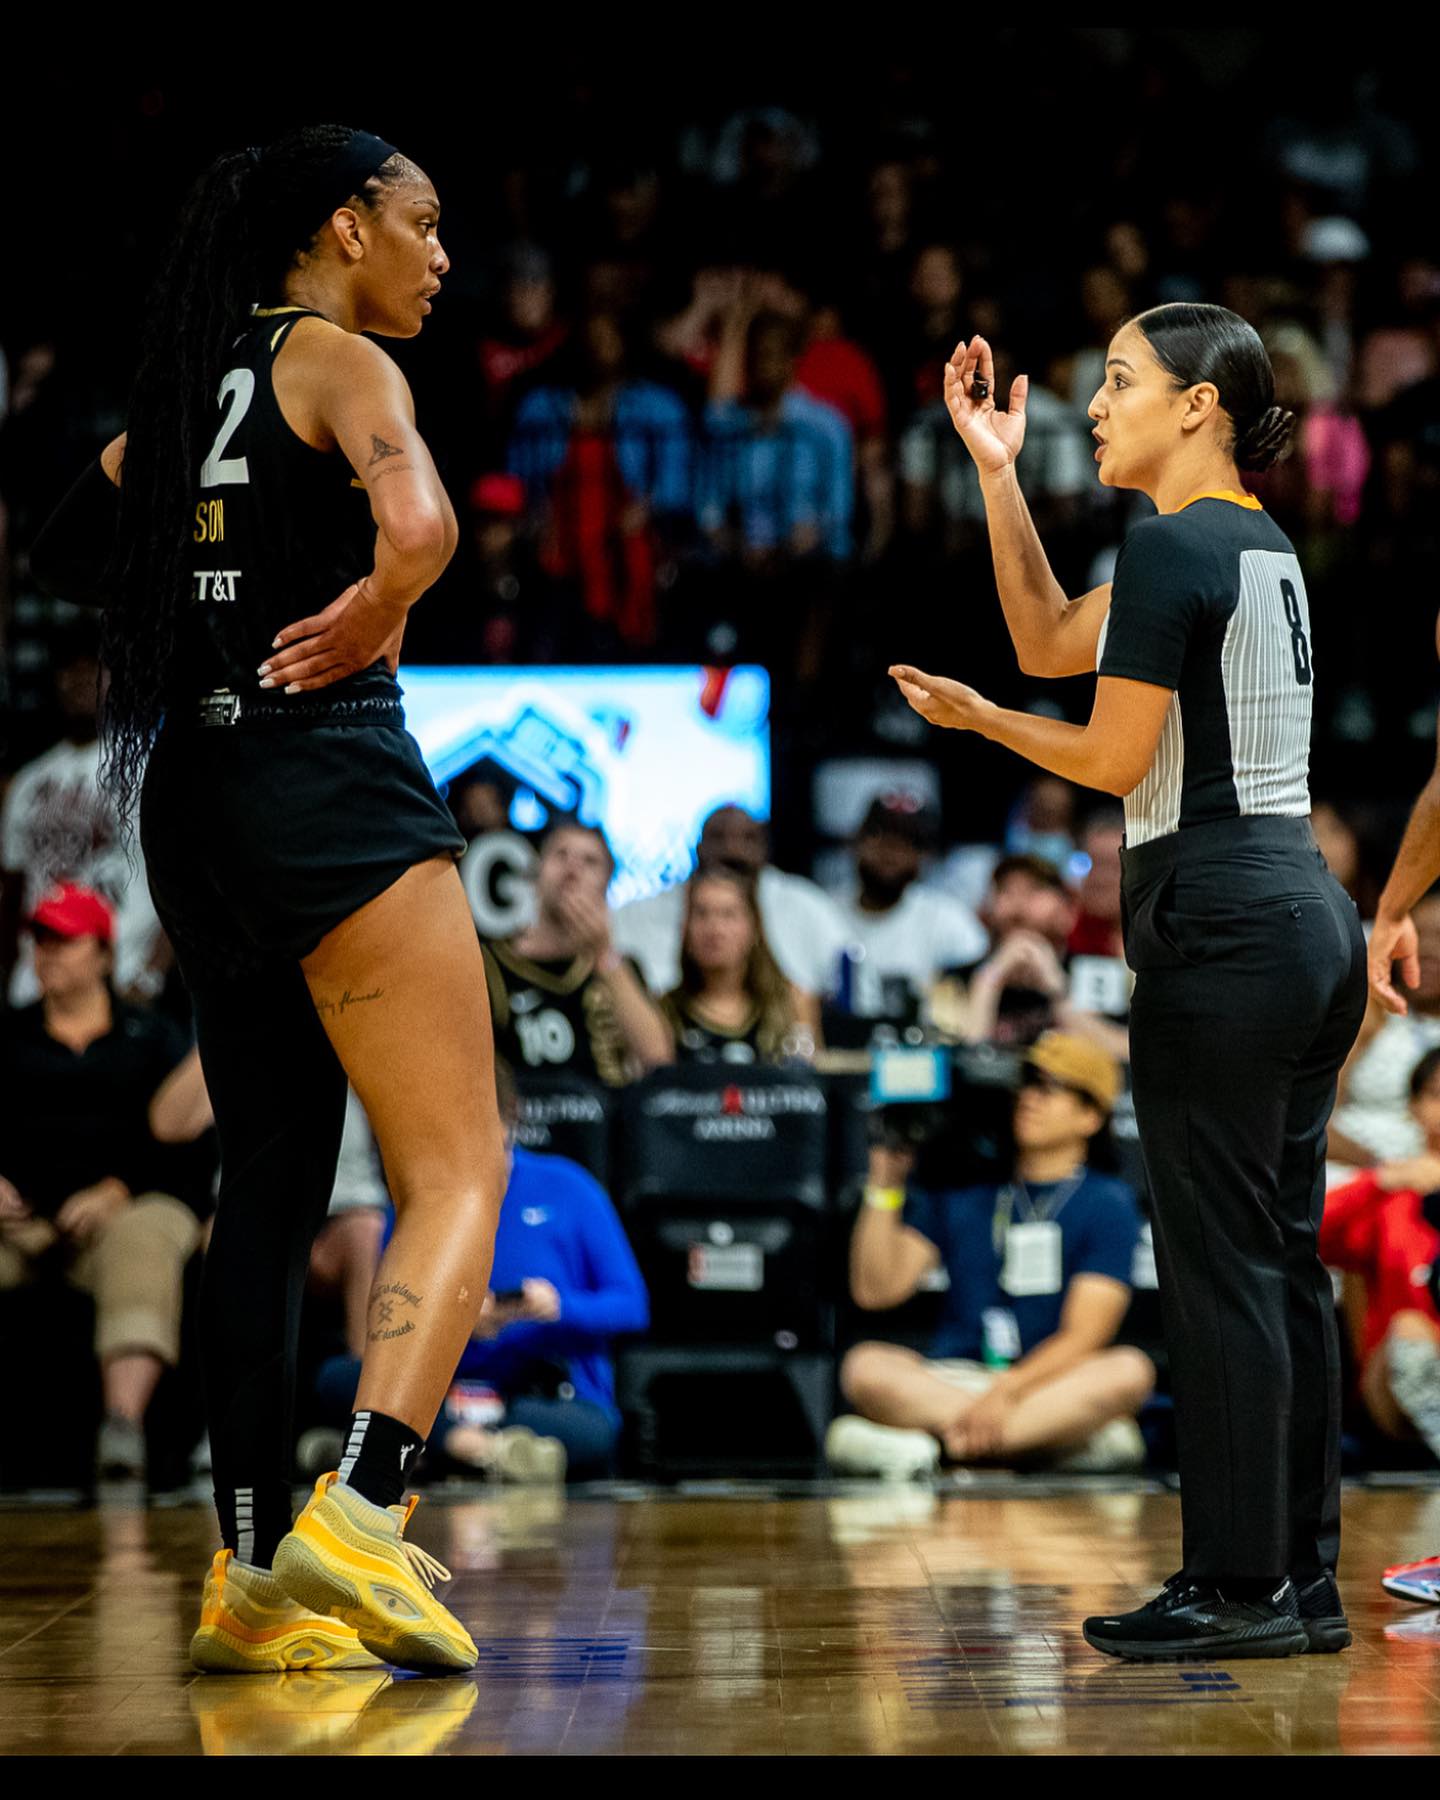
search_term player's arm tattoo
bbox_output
[368,434,404,465]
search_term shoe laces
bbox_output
[389,1495,452,1590]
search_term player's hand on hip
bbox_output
[261,578,409,693]
[889,664,992,733]
[944,335,1028,473]
[1370,912,1419,1016]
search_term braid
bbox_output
[101,124,406,831]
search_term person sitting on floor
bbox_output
[829,1032,1154,1478]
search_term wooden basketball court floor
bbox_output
[2,1477,1438,1756]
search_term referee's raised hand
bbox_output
[944,335,1029,473]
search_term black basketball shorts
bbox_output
[140,716,465,981]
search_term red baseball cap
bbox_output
[468,473,526,517]
[27,881,115,944]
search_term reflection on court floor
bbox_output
[1,1479,1437,1755]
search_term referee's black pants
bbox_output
[1121,816,1367,1584]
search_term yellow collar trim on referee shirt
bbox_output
[1174,488,1263,512]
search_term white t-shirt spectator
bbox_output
[614,865,851,998]
[1332,1012,1440,1165]
[836,885,989,1016]
[1,737,162,1005]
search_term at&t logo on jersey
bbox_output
[194,570,242,603]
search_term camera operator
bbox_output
[829,1033,1153,1477]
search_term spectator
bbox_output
[1255,322,1371,533]
[509,311,691,648]
[1,638,166,1007]
[1052,265,1133,415]
[831,796,987,1021]
[476,244,568,449]
[700,301,853,563]
[613,804,850,1001]
[1321,1047,1440,1465]
[794,286,894,560]
[318,1063,649,1482]
[451,473,549,665]
[928,774,1080,915]
[1311,799,1377,920]
[884,243,967,421]
[829,1033,1153,1477]
[935,854,1077,1047]
[483,822,673,1086]
[661,867,819,1064]
[1331,891,1440,1168]
[0,883,208,1480]
[1067,806,1126,961]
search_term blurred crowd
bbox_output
[2,39,1440,1491]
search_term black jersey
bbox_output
[662,991,766,1064]
[174,306,394,704]
[481,940,644,1088]
[1097,493,1312,848]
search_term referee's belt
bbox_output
[189,688,405,728]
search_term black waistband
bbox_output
[169,689,405,730]
[1120,814,1317,881]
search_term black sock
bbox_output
[216,1476,292,1571]
[337,1410,425,1510]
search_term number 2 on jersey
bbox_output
[199,369,255,487]
[1280,577,1311,686]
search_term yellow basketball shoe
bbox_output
[190,1549,384,1673]
[272,1474,478,1672]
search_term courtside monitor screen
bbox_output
[400,664,771,906]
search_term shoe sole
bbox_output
[272,1531,477,1673]
[1302,1615,1352,1653]
[1382,1576,1440,1604]
[1083,1625,1309,1661]
[189,1622,381,1673]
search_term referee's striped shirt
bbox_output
[1095,492,1313,848]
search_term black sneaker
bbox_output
[1084,1576,1309,1661]
[1294,1569,1351,1653]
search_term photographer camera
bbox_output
[829,1033,1153,1479]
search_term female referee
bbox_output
[31,125,505,1673]
[890,306,1367,1662]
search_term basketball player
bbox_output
[32,125,503,1672]
[890,308,1366,1660]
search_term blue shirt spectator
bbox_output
[902,1169,1141,1361]
[456,1145,649,1421]
[701,389,853,559]
[509,379,692,519]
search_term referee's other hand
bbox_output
[1370,913,1421,1016]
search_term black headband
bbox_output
[250,129,402,231]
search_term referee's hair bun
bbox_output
[1234,405,1297,472]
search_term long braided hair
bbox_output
[102,123,410,828]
